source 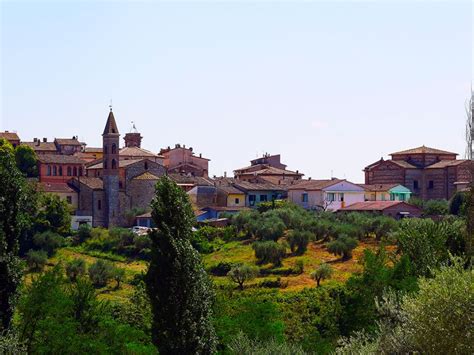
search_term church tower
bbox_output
[102,107,120,227]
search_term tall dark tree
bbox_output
[146,176,217,354]
[15,144,38,177]
[0,138,34,330]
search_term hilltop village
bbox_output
[1,108,471,228]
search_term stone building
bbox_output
[0,131,20,147]
[71,109,166,227]
[364,146,472,200]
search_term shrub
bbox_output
[26,249,48,271]
[293,259,304,275]
[287,230,311,255]
[75,224,92,245]
[32,231,63,257]
[88,259,114,287]
[311,263,333,287]
[65,258,86,282]
[326,234,358,260]
[227,331,305,354]
[228,264,259,290]
[112,267,126,289]
[254,216,285,241]
[449,192,467,216]
[253,241,286,267]
[208,262,234,276]
[423,199,449,216]
[259,277,286,289]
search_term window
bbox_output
[66,196,72,204]
[326,193,335,202]
[235,198,240,204]
[59,166,63,176]
[104,160,108,169]
[428,180,434,189]
[260,194,268,202]
[144,162,148,170]
[112,143,117,154]
[53,166,57,176]
[338,193,344,202]
[413,180,419,189]
[112,159,117,169]
[119,181,123,189]
[399,194,406,201]
[249,195,256,206]
[73,167,77,176]
[47,166,51,176]
[67,167,72,176]
[302,193,308,203]
[104,146,108,154]
[98,200,102,210]
[390,193,395,201]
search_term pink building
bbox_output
[160,144,210,177]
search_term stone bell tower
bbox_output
[102,106,120,227]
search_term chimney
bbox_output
[43,137,47,142]
[309,177,312,180]
[190,147,193,152]
[224,171,227,177]
[33,138,38,142]
[199,153,202,158]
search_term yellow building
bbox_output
[217,185,246,207]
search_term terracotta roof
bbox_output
[77,177,103,190]
[232,180,284,192]
[287,179,342,191]
[84,147,103,153]
[340,201,418,211]
[54,138,82,146]
[390,160,418,169]
[37,182,75,193]
[133,172,160,180]
[23,141,58,152]
[239,166,303,177]
[217,185,245,194]
[0,131,20,141]
[120,146,161,158]
[426,160,470,169]
[87,159,143,169]
[37,154,85,164]
[103,111,119,135]
[168,173,214,186]
[359,183,399,192]
[390,146,457,156]
[136,212,152,218]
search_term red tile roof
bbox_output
[426,160,470,169]
[54,138,82,146]
[37,182,75,193]
[37,154,86,164]
[76,177,103,190]
[0,131,20,141]
[120,146,161,158]
[84,147,103,153]
[287,179,342,191]
[238,166,303,176]
[168,173,214,186]
[87,159,143,169]
[232,180,284,192]
[390,146,457,156]
[23,141,58,152]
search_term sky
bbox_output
[1,1,473,182]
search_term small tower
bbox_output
[124,121,142,148]
[102,107,120,227]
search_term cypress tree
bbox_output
[0,139,34,330]
[146,176,217,354]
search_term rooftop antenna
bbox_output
[330,169,334,179]
[130,121,138,133]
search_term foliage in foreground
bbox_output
[146,176,217,354]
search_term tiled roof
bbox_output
[390,160,418,169]
[120,146,161,158]
[232,180,284,192]
[217,185,245,194]
[426,160,470,169]
[0,131,20,141]
[84,147,103,153]
[239,166,303,176]
[37,154,86,164]
[287,179,342,191]
[54,138,82,146]
[340,201,417,211]
[87,159,143,169]
[37,182,75,193]
[133,172,160,180]
[390,146,457,156]
[168,173,214,186]
[359,183,399,192]
[23,141,58,152]
[77,177,103,190]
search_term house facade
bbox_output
[160,144,210,177]
[339,201,422,219]
[288,179,365,211]
[232,180,285,207]
[360,184,412,202]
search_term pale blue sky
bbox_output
[1,1,472,181]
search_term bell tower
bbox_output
[102,106,120,227]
